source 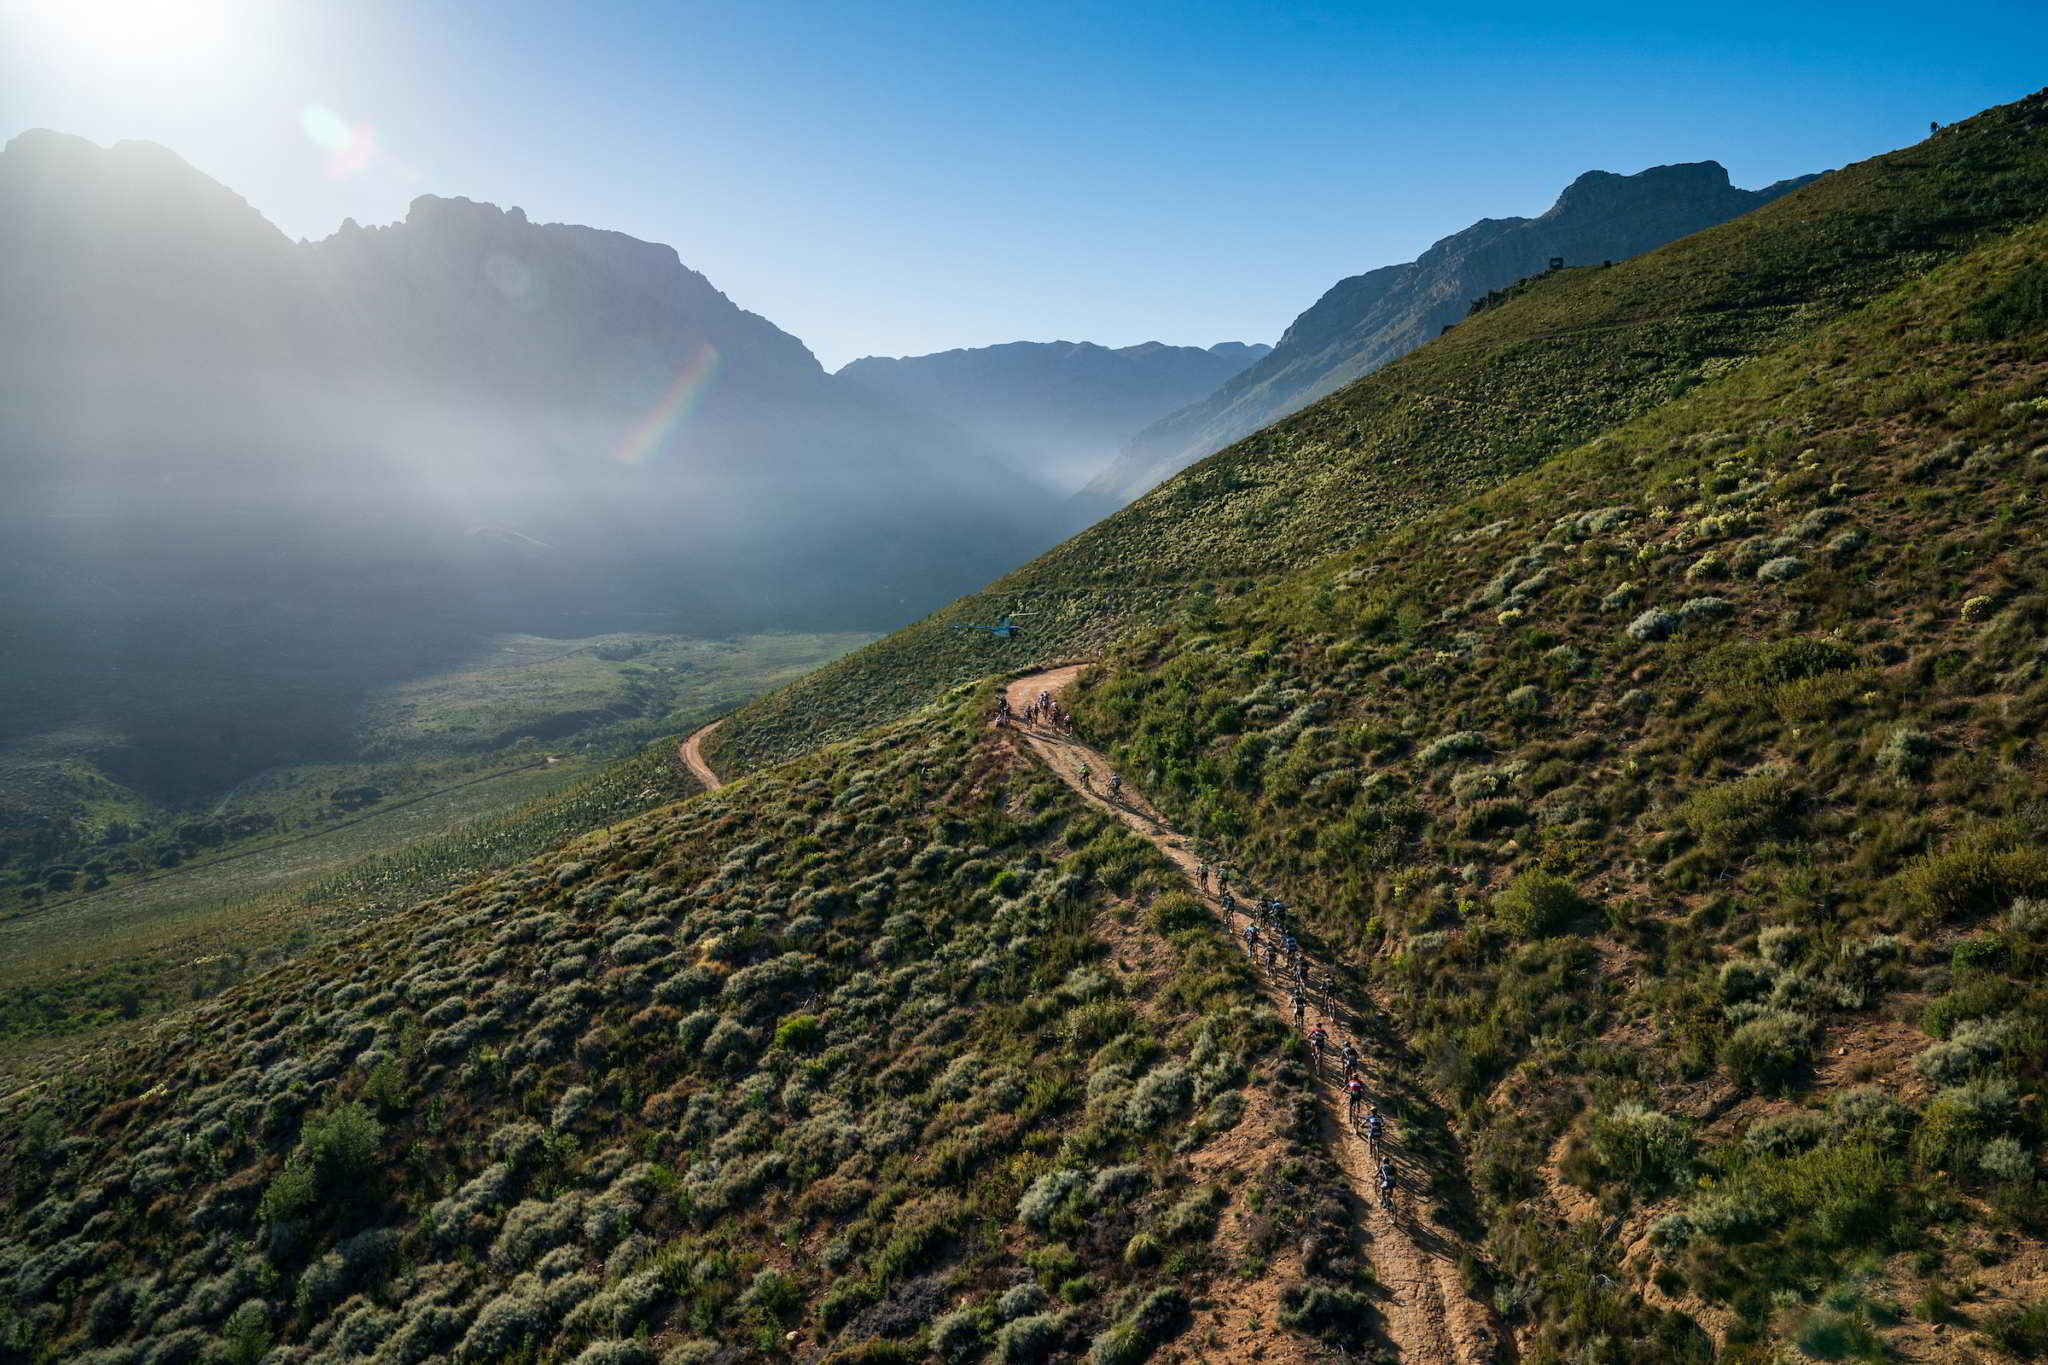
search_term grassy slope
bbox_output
[0,696,1366,1364]
[1068,202,2048,1361]
[0,633,869,1060]
[706,91,2048,779]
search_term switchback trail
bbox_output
[678,720,726,791]
[1004,666,1503,1365]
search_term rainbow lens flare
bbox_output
[615,342,721,466]
[301,105,375,177]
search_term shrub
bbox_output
[1756,556,1809,583]
[1979,1135,2035,1183]
[572,1343,656,1365]
[220,1300,269,1365]
[1723,1010,1815,1091]
[994,1312,1063,1363]
[1719,958,1777,1004]
[1877,726,1933,780]
[1017,1170,1085,1230]
[1898,822,2048,919]
[1648,1212,1695,1253]
[1690,1188,1777,1243]
[1677,769,1799,858]
[1122,1064,1193,1130]
[931,1305,986,1362]
[1277,1282,1372,1336]
[258,1102,382,1223]
[1086,1287,1186,1364]
[1420,731,1487,765]
[1492,870,1586,937]
[551,1086,595,1130]
[1746,1111,1830,1155]
[1756,925,1805,966]
[1626,608,1677,642]
[998,1283,1049,1320]
[1148,893,1206,935]
[773,1014,824,1051]
[458,1283,549,1359]
[1917,1078,2019,1171]
[1827,1087,1911,1147]
[1156,1186,1224,1241]
[1676,595,1733,625]
[1589,1101,1692,1191]
[1914,1014,2020,1083]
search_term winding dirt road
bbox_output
[680,670,1500,1360]
[1004,666,1503,1365]
[677,720,725,791]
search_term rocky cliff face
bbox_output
[837,338,1269,491]
[1080,161,1820,515]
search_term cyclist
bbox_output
[1378,1157,1396,1208]
[1196,863,1208,888]
[1341,1041,1359,1073]
[1346,1076,1365,1116]
[1078,762,1092,788]
[1291,990,1307,1023]
[1244,922,1260,956]
[1108,773,1122,799]
[1308,1024,1328,1070]
[1366,1107,1385,1152]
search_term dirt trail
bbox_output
[677,720,725,790]
[1005,666,1503,1365]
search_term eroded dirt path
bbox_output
[1005,666,1503,1365]
[678,720,725,791]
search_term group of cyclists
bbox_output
[1007,680,1411,1216]
[997,689,1071,732]
[1235,886,1404,1210]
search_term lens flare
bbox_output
[615,343,721,466]
[300,105,375,176]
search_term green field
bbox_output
[0,630,869,1075]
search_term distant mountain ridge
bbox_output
[1079,160,1821,514]
[837,338,1269,491]
[0,128,1059,802]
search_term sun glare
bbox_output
[10,0,250,82]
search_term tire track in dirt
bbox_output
[1004,666,1504,1365]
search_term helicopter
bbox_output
[952,613,1027,640]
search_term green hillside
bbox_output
[1066,199,2048,1359]
[706,90,2048,778]
[0,696,1368,1364]
[9,86,2048,1365]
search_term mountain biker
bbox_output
[1346,1076,1365,1114]
[1108,774,1122,798]
[1366,1107,1385,1151]
[1341,1041,1358,1072]
[1196,863,1209,888]
[1078,762,1091,787]
[1292,990,1306,1023]
[1378,1158,1396,1207]
[1244,922,1260,956]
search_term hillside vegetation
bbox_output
[707,92,2048,779]
[0,695,1373,1364]
[1066,196,2048,1360]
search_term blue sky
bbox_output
[4,0,2044,368]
